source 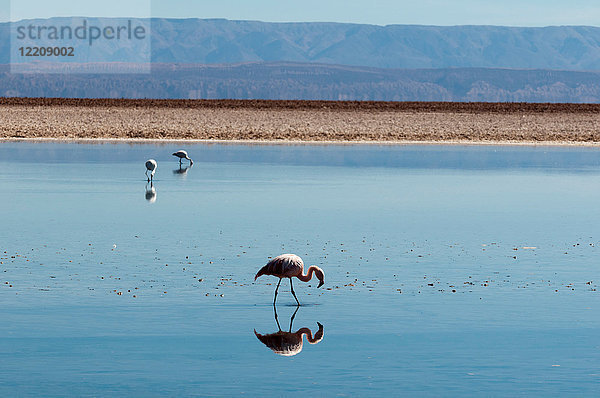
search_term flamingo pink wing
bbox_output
[255,254,303,279]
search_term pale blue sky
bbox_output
[1,0,599,26]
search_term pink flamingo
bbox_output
[255,254,325,305]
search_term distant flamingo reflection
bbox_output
[145,182,157,203]
[254,306,324,357]
[173,164,192,176]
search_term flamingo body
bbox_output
[145,159,157,182]
[255,254,325,305]
[257,254,305,279]
[172,150,193,165]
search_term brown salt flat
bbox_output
[1,98,599,144]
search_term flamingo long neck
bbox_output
[296,266,317,283]
[297,327,323,344]
[296,328,314,341]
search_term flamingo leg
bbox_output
[273,278,282,306]
[289,305,300,332]
[273,304,282,331]
[290,278,300,306]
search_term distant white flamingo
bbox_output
[172,150,193,166]
[255,254,325,305]
[145,159,157,182]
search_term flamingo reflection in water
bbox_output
[254,306,324,357]
[145,182,157,203]
[173,164,192,176]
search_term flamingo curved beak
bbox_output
[317,280,324,288]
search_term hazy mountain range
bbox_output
[2,63,599,103]
[149,19,600,70]
[1,18,599,101]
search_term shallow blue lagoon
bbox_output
[1,142,600,396]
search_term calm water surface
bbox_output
[1,142,600,396]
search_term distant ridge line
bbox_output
[1,62,599,102]
[2,97,599,113]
